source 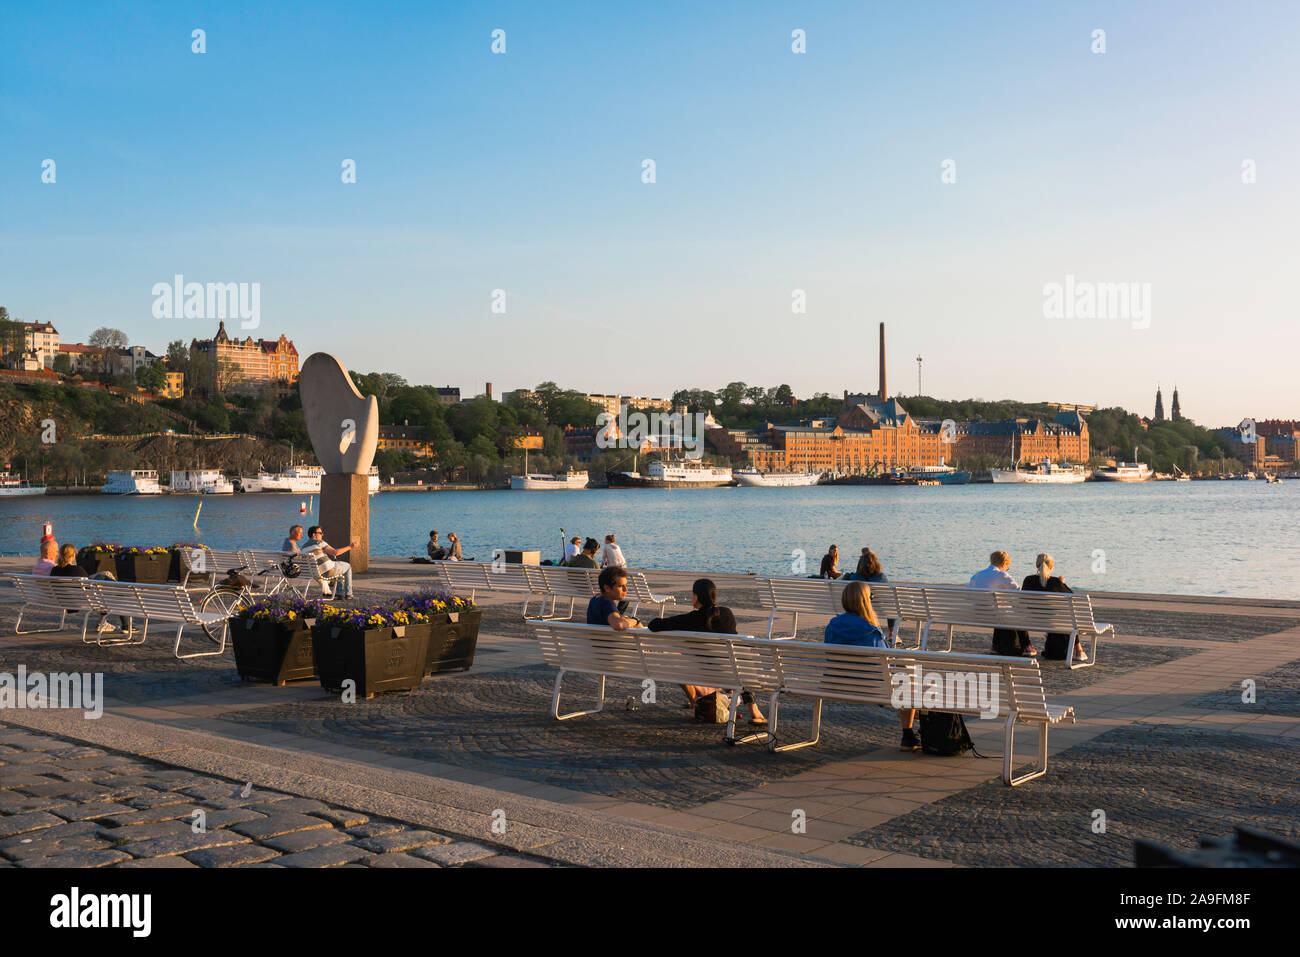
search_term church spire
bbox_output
[1171,384,1182,421]
[1154,384,1165,422]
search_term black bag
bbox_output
[919,711,973,756]
[991,628,1029,656]
[1042,633,1070,660]
[281,558,302,579]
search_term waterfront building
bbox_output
[190,320,299,391]
[1217,428,1267,469]
[377,424,435,457]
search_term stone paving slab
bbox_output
[1185,658,1300,717]
[844,723,1300,866]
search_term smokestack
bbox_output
[878,323,887,401]
[486,382,493,400]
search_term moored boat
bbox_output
[0,473,46,497]
[990,461,1089,484]
[734,469,822,487]
[1093,462,1153,482]
[102,470,163,495]
[606,458,734,488]
[510,471,590,490]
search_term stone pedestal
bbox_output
[320,473,370,573]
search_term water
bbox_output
[3,482,1297,599]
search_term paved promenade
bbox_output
[1,557,1297,867]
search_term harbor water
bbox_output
[3,482,1297,600]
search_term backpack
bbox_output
[280,557,302,578]
[919,711,973,756]
[694,691,731,724]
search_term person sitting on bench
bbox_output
[586,566,640,631]
[300,525,357,600]
[825,581,920,751]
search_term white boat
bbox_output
[607,458,734,488]
[368,465,380,494]
[241,465,379,493]
[990,461,1089,484]
[510,471,589,490]
[1265,473,1282,484]
[102,470,163,495]
[1093,462,1153,482]
[236,471,275,492]
[170,469,233,494]
[734,469,822,487]
[0,473,46,497]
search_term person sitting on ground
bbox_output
[846,547,888,583]
[819,544,841,579]
[300,525,358,600]
[824,581,920,751]
[564,536,581,565]
[446,532,463,561]
[1021,552,1086,662]
[600,534,627,569]
[51,543,87,577]
[648,579,766,725]
[426,530,447,561]
[567,538,601,569]
[282,524,303,554]
[586,566,640,631]
[32,538,58,575]
[968,550,1034,657]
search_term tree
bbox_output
[52,352,71,375]
[166,340,190,375]
[0,310,28,367]
[88,327,128,380]
[214,358,243,394]
[136,362,166,393]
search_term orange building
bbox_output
[191,321,299,391]
[378,424,435,457]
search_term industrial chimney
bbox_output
[878,323,887,401]
[486,382,493,400]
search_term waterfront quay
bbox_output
[1,558,1297,868]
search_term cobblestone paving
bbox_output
[1089,608,1292,642]
[0,725,548,868]
[843,723,1300,867]
[221,664,914,808]
[1184,659,1300,717]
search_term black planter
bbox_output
[311,622,429,698]
[115,553,169,584]
[233,618,316,686]
[423,609,482,675]
[167,548,186,583]
[78,551,117,576]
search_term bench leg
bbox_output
[174,620,227,659]
[766,609,777,639]
[14,605,68,635]
[920,622,931,651]
[552,670,606,721]
[769,693,823,753]
[1003,715,1049,786]
[627,601,640,619]
[942,624,954,653]
[1067,628,1101,670]
[724,688,772,747]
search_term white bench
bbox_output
[3,574,104,642]
[528,620,776,745]
[757,638,1076,786]
[622,572,677,620]
[243,548,316,598]
[1,574,230,658]
[177,546,252,589]
[918,587,1113,669]
[753,577,925,645]
[527,620,1076,785]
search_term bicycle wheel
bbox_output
[199,588,252,644]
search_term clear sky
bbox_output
[3,0,1297,427]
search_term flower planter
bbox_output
[115,553,169,584]
[167,548,186,583]
[233,618,316,686]
[423,609,482,675]
[311,621,429,698]
[78,551,117,576]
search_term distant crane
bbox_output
[916,355,923,396]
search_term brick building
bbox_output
[190,321,299,391]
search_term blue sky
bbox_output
[2,1,1297,426]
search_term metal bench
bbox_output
[622,572,677,619]
[242,549,314,598]
[528,620,776,745]
[3,574,105,642]
[756,638,1076,785]
[919,586,1113,668]
[432,560,568,617]
[90,579,232,659]
[177,546,252,589]
[753,577,924,645]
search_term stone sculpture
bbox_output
[299,353,379,572]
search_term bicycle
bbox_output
[196,553,305,642]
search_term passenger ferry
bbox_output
[606,458,735,489]
[990,460,1089,484]
[510,471,590,490]
[170,469,234,494]
[907,463,972,485]
[734,469,823,487]
[237,465,380,493]
[0,473,46,497]
[1092,462,1153,482]
[102,470,163,495]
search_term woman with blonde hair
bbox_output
[819,544,841,580]
[824,581,921,750]
[1021,552,1086,662]
[50,543,87,577]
